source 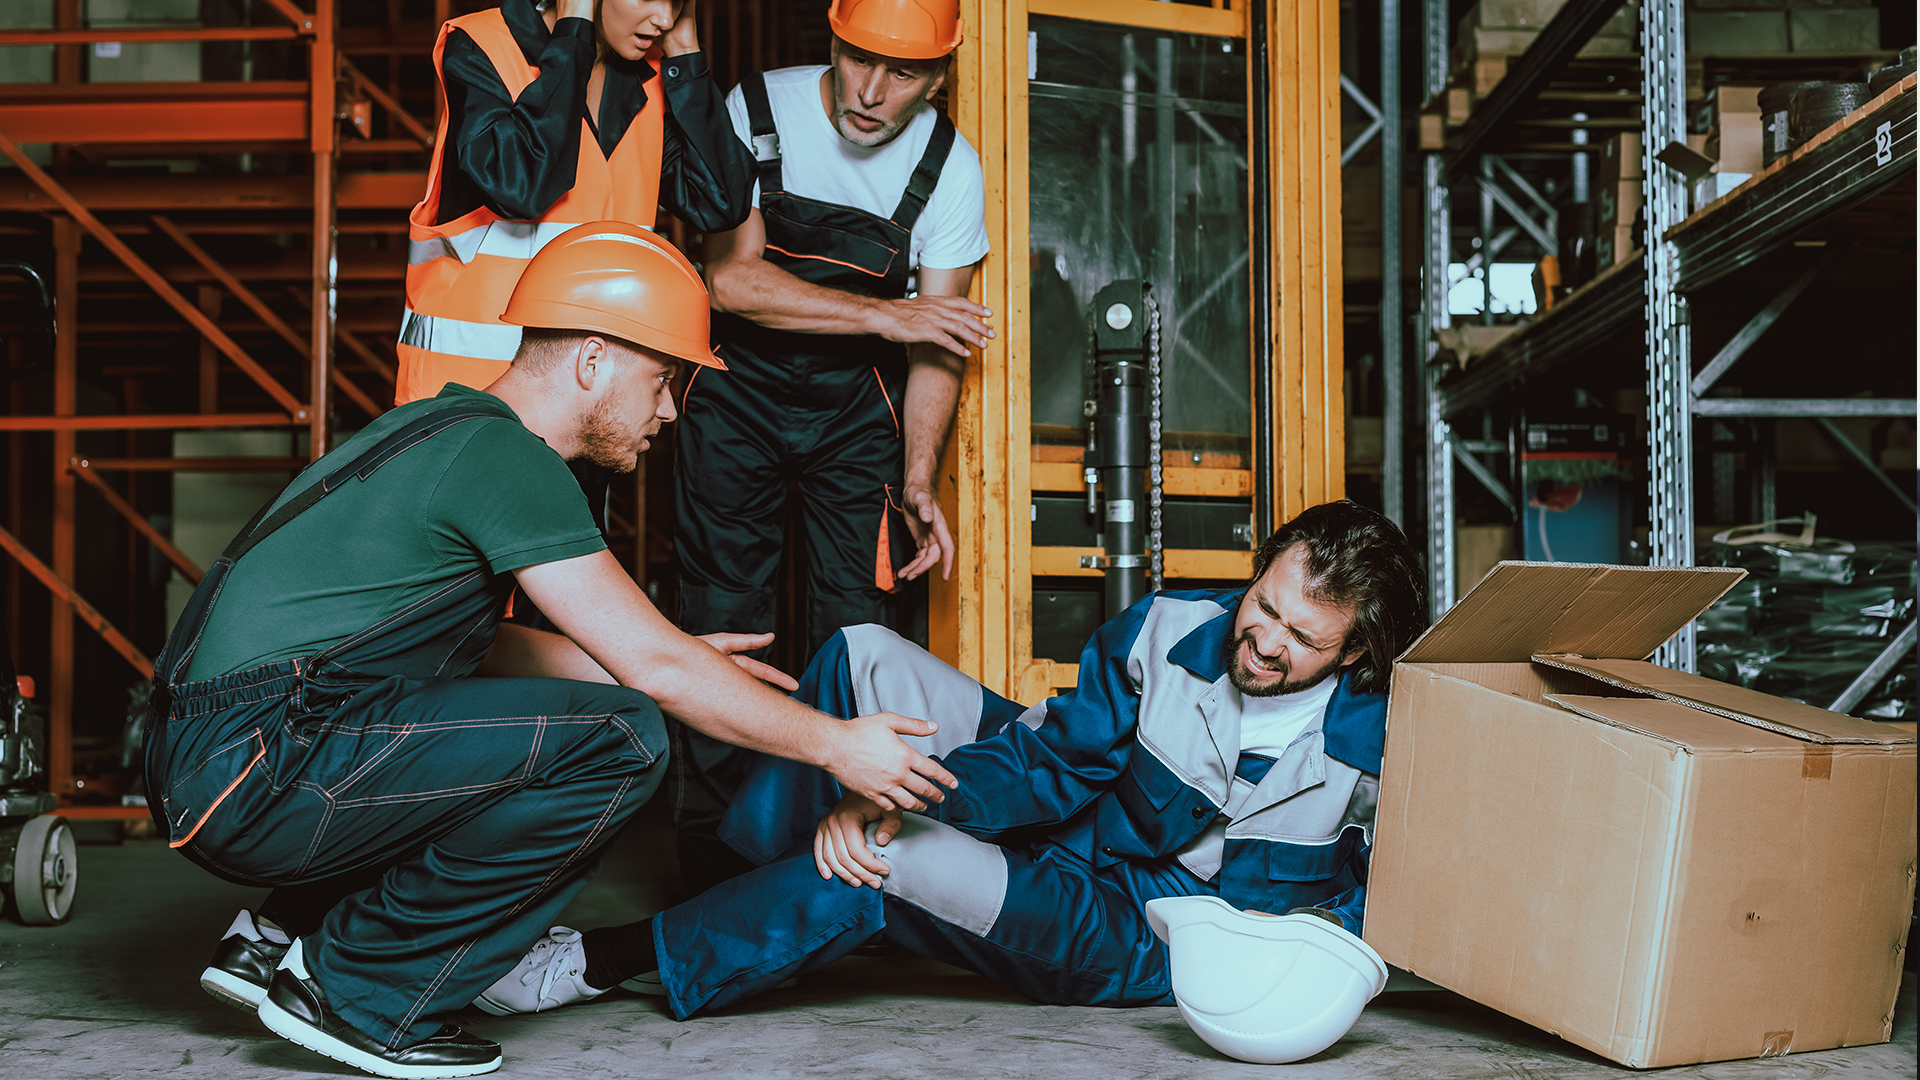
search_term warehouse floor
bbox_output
[1,808,1913,1080]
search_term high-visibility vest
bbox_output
[397,9,664,405]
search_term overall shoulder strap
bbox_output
[220,403,510,565]
[890,111,956,232]
[741,72,784,196]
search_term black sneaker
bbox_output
[257,939,502,1079]
[200,909,289,1012]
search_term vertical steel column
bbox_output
[49,216,78,800]
[1422,0,1455,612]
[1249,0,1275,540]
[1478,157,1496,326]
[1642,0,1694,670]
[1380,0,1404,528]
[1091,282,1151,616]
[309,0,338,460]
[1156,35,1178,369]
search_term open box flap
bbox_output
[1534,656,1914,746]
[1545,694,1828,751]
[1398,562,1746,665]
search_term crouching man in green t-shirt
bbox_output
[143,221,958,1080]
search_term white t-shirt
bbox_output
[1235,674,1339,759]
[725,65,991,272]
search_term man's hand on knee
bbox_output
[824,713,958,813]
[813,793,900,888]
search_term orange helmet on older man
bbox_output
[501,221,725,369]
[826,0,964,60]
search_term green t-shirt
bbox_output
[184,384,606,681]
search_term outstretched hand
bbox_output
[826,713,957,812]
[814,793,899,887]
[696,631,798,691]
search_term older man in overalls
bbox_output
[669,0,994,894]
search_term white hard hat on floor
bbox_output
[1145,895,1388,1065]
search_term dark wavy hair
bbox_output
[1248,500,1428,696]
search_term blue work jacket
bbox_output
[925,589,1385,932]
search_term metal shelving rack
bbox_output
[1417,0,1916,688]
[0,0,836,812]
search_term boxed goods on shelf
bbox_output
[1596,133,1643,265]
[1690,9,1791,54]
[1452,0,1640,94]
[1703,85,1766,173]
[1788,5,1880,53]
[1697,519,1916,720]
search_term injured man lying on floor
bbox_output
[476,499,1429,1019]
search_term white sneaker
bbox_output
[472,927,609,1016]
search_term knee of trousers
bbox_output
[872,815,1010,939]
[568,686,671,781]
[838,624,1008,758]
[718,753,841,865]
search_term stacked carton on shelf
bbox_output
[1596,132,1642,266]
[1693,85,1765,208]
[1453,0,1640,97]
[1690,0,1880,56]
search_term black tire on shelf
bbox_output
[12,815,77,925]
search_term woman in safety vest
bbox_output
[399,0,753,405]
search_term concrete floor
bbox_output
[1,809,1913,1080]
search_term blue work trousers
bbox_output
[654,626,1208,1020]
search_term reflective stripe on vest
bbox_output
[398,8,665,404]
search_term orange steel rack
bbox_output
[0,0,827,817]
[0,0,413,817]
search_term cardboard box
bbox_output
[1690,10,1792,55]
[1789,7,1879,51]
[1598,132,1644,188]
[1597,177,1642,231]
[1366,563,1916,1069]
[1705,86,1766,174]
[1469,0,1569,30]
[1693,169,1752,211]
[1597,222,1637,266]
[1458,25,1541,59]
[1455,25,1637,65]
[1456,525,1516,598]
[1461,0,1635,32]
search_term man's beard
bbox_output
[831,103,911,147]
[576,394,644,474]
[1227,628,1341,698]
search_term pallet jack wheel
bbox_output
[11,815,77,925]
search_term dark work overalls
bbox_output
[668,72,956,893]
[144,402,666,1051]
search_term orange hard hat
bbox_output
[827,0,964,60]
[501,221,724,370]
